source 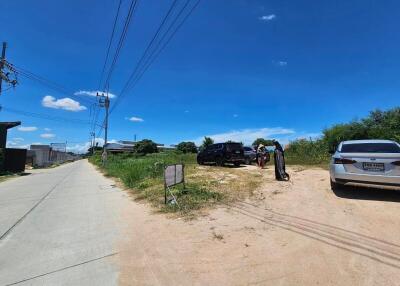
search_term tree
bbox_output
[252,138,274,147]
[322,107,400,151]
[87,146,103,155]
[133,139,158,155]
[176,141,198,153]
[201,136,214,150]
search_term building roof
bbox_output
[30,145,52,150]
[0,121,21,129]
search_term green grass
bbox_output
[89,151,261,216]
[89,152,224,215]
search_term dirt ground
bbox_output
[116,165,400,286]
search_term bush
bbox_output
[200,136,214,150]
[176,141,198,153]
[133,139,158,155]
[323,107,400,151]
[285,139,330,165]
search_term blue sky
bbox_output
[1,0,399,152]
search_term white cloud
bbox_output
[127,116,144,122]
[74,90,116,99]
[189,128,323,147]
[18,126,38,132]
[7,137,27,148]
[42,95,87,112]
[272,60,287,67]
[66,137,107,154]
[12,137,24,141]
[259,14,276,21]
[6,141,28,149]
[191,127,295,146]
[40,133,56,139]
[44,128,51,131]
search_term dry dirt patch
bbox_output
[117,166,400,285]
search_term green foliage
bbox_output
[323,108,400,151]
[162,183,223,214]
[89,152,196,189]
[133,139,158,155]
[88,152,223,215]
[285,139,331,165]
[252,138,274,147]
[200,136,214,150]
[87,146,103,155]
[285,107,400,165]
[176,141,198,153]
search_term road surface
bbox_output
[0,160,126,286]
[2,161,400,285]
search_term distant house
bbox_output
[104,141,135,153]
[104,140,176,153]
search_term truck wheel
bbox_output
[197,157,204,165]
[216,157,224,166]
[234,161,241,167]
[245,158,251,165]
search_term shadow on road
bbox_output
[332,185,400,203]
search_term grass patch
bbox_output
[89,152,263,216]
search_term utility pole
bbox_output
[0,42,17,97]
[96,91,110,164]
[104,92,110,146]
[90,132,95,155]
[0,42,7,95]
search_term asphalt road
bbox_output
[0,160,125,286]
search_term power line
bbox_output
[102,0,139,91]
[12,64,94,105]
[0,106,93,125]
[98,0,123,90]
[93,0,140,145]
[110,0,201,115]
[96,0,201,136]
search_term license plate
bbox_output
[363,162,385,172]
[235,150,240,154]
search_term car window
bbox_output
[244,147,252,151]
[226,143,242,152]
[341,143,400,153]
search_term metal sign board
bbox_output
[165,164,184,187]
[164,164,185,204]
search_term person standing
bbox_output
[273,140,290,181]
[257,144,266,169]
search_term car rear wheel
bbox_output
[197,157,204,165]
[330,179,339,191]
[234,161,241,167]
[245,158,251,165]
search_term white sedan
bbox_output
[330,139,400,190]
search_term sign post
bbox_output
[164,164,185,205]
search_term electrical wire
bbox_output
[109,0,201,115]
[98,0,123,90]
[12,64,94,105]
[0,106,93,125]
[102,0,139,91]
[96,0,201,135]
